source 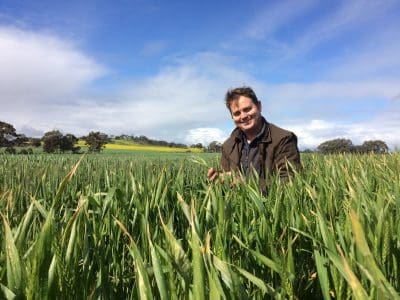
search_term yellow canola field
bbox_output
[76,140,203,152]
[104,143,203,153]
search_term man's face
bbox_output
[229,96,262,135]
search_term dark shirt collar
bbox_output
[242,121,267,146]
[231,117,271,146]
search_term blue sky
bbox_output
[1,0,400,149]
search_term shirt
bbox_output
[240,123,267,177]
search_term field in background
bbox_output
[1,152,399,299]
[105,143,202,153]
[76,139,204,153]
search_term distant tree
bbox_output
[361,140,389,154]
[29,138,42,147]
[0,121,16,135]
[192,143,203,149]
[351,145,365,154]
[13,134,29,147]
[42,131,81,153]
[83,131,109,153]
[114,134,187,148]
[302,149,314,153]
[208,141,222,152]
[138,135,149,144]
[60,134,78,153]
[115,134,131,140]
[42,130,63,153]
[0,121,17,147]
[19,148,29,155]
[178,143,187,148]
[73,146,82,154]
[5,146,16,154]
[317,138,354,154]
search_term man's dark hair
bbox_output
[225,86,259,110]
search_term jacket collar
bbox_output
[226,117,272,153]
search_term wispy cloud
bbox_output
[264,80,399,100]
[140,39,168,57]
[240,0,399,70]
[298,0,392,47]
[258,80,399,122]
[244,0,317,40]
[327,28,400,80]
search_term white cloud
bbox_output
[1,42,253,142]
[288,120,351,149]
[286,104,400,150]
[0,26,105,133]
[0,26,106,108]
[185,128,227,147]
[107,52,254,140]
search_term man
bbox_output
[207,86,301,193]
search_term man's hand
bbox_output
[207,167,219,181]
[207,168,235,184]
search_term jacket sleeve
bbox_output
[219,146,230,171]
[274,133,301,181]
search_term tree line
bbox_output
[1,121,108,154]
[310,138,389,154]
[113,134,187,148]
[1,120,214,154]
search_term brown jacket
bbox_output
[220,118,301,191]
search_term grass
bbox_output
[0,152,399,299]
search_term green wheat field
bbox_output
[1,152,399,299]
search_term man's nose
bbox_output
[241,112,249,120]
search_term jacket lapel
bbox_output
[225,128,242,167]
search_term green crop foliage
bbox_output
[0,152,399,299]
